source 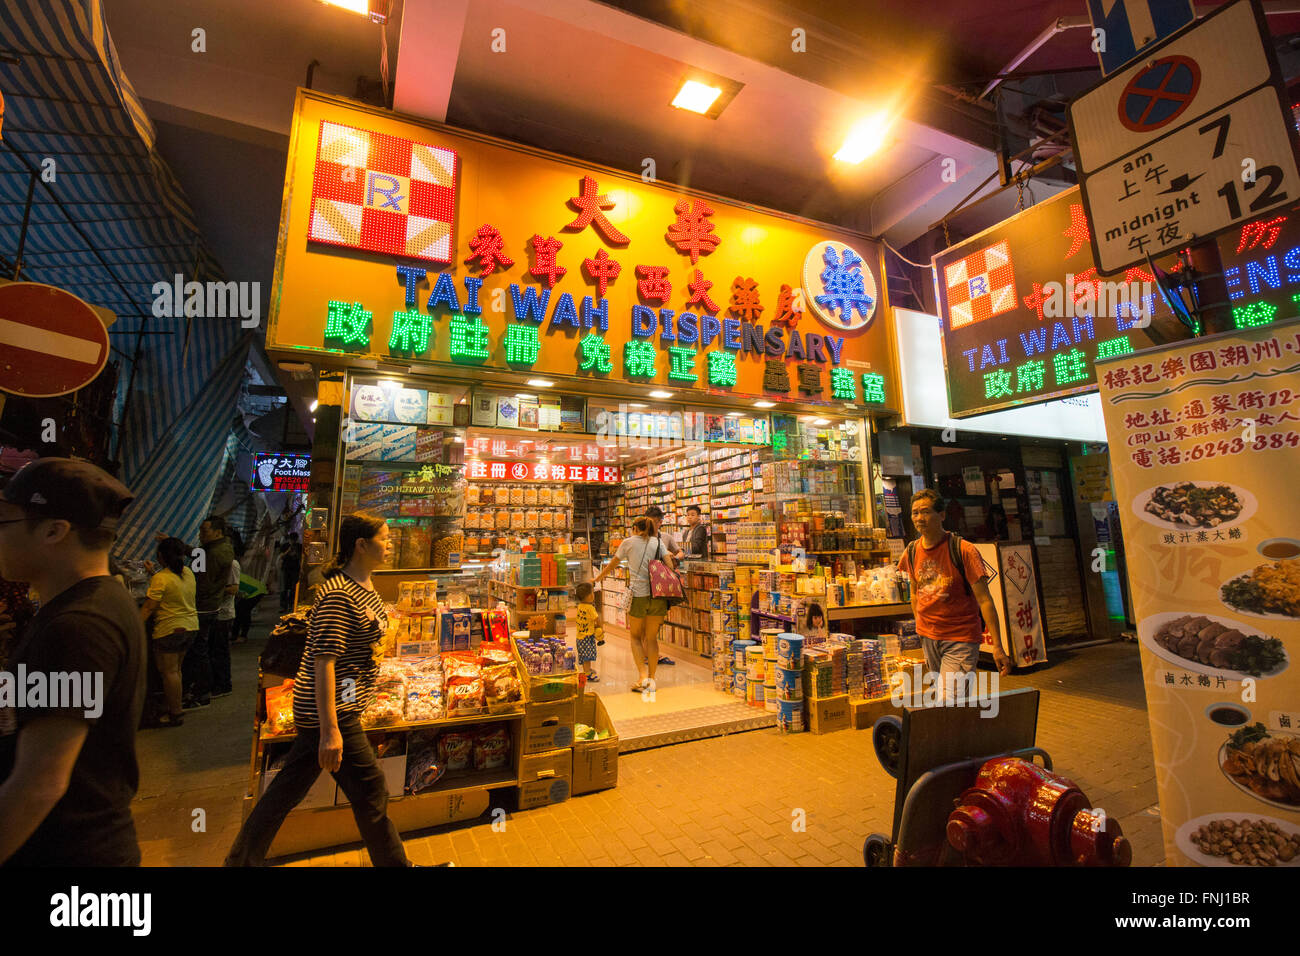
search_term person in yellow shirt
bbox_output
[574,582,601,682]
[140,537,199,727]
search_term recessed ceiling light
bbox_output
[649,390,674,399]
[726,412,742,418]
[320,0,388,22]
[526,378,554,388]
[754,401,775,408]
[813,418,830,426]
[452,436,464,443]
[672,80,722,114]
[515,393,537,400]
[628,403,647,409]
[620,454,631,459]
[835,112,891,164]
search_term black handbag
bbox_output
[260,612,310,678]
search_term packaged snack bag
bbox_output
[264,680,295,736]
[523,486,538,506]
[483,662,523,710]
[473,725,511,770]
[446,679,485,716]
[538,486,552,506]
[362,675,406,726]
[442,650,481,682]
[478,643,513,665]
[406,749,444,792]
[404,676,445,721]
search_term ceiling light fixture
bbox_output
[753,400,775,409]
[649,390,674,399]
[672,80,721,114]
[726,412,742,418]
[812,418,830,426]
[628,403,648,409]
[318,0,388,23]
[671,73,744,119]
[835,112,891,164]
[309,400,318,412]
[514,393,537,400]
[526,378,555,388]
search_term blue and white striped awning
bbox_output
[0,0,249,556]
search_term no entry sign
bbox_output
[0,282,110,397]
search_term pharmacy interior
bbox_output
[252,85,916,852]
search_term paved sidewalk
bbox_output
[133,635,1163,867]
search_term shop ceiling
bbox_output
[82,0,1300,411]
[102,0,1300,268]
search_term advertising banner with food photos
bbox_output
[1098,318,1300,867]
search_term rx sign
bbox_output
[1087,0,1196,76]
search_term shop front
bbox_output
[251,85,921,837]
[887,302,1131,660]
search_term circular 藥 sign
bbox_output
[511,462,529,480]
[1118,55,1201,133]
[801,241,878,332]
[0,282,110,397]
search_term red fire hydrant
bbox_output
[946,757,1131,866]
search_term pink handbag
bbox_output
[648,554,684,604]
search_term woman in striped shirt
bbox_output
[224,512,410,866]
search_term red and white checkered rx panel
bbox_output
[308,120,458,263]
[943,240,1017,331]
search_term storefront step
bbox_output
[615,703,777,753]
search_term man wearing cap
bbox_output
[0,458,147,866]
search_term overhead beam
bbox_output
[393,0,471,122]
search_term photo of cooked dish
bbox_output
[1175,814,1300,867]
[1138,612,1287,679]
[1220,560,1300,618]
[1218,724,1300,810]
[1132,481,1256,533]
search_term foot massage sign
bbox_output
[1097,317,1300,867]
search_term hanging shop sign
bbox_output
[251,453,312,492]
[933,187,1190,418]
[1097,317,1300,865]
[1069,0,1300,275]
[267,91,899,411]
[466,460,620,483]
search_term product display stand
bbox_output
[245,669,527,859]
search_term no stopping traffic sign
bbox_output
[0,282,110,397]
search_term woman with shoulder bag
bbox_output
[592,516,676,694]
[225,512,411,867]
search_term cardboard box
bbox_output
[335,753,406,802]
[262,754,338,809]
[522,696,576,754]
[516,747,571,809]
[572,693,619,794]
[807,694,851,735]
[851,695,898,731]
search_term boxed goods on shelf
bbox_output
[517,748,572,809]
[522,697,577,753]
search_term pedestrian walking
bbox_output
[224,512,411,866]
[0,458,147,866]
[899,489,1011,698]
